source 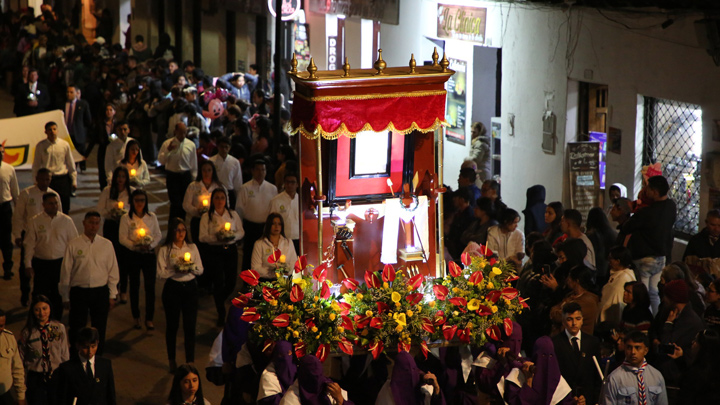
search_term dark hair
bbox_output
[120,139,144,165]
[250,63,258,71]
[116,119,129,128]
[109,166,131,201]
[44,121,57,130]
[252,158,267,170]
[284,171,298,182]
[135,34,144,42]
[459,167,477,182]
[609,184,621,194]
[647,175,670,197]
[22,295,52,336]
[167,364,205,405]
[690,329,720,376]
[196,160,221,184]
[483,180,500,195]
[499,208,520,228]
[36,168,52,177]
[476,197,495,218]
[568,265,595,292]
[263,212,286,240]
[0,308,4,318]
[217,136,231,147]
[608,246,634,269]
[624,281,650,309]
[84,211,102,220]
[279,145,296,162]
[557,238,587,266]
[586,207,614,235]
[129,189,149,218]
[562,209,582,228]
[207,188,230,222]
[562,301,583,316]
[454,187,472,204]
[707,209,720,221]
[76,327,100,346]
[164,217,191,247]
[624,330,650,347]
[531,239,556,272]
[547,202,564,225]
[42,192,58,202]
[525,232,545,256]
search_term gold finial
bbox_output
[307,57,318,79]
[289,53,298,74]
[440,52,450,72]
[342,57,351,77]
[409,53,416,74]
[373,49,387,75]
[432,47,439,66]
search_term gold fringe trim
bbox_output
[294,90,447,102]
[290,118,448,140]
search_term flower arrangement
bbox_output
[109,202,127,220]
[217,221,235,242]
[239,253,357,361]
[135,228,153,248]
[174,252,196,273]
[430,249,526,347]
[342,265,436,359]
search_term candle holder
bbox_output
[135,228,153,248]
[110,202,127,220]
[218,222,235,241]
[175,253,196,273]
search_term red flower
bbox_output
[442,324,458,340]
[382,264,396,282]
[377,302,389,314]
[316,343,329,362]
[341,315,355,332]
[458,328,471,343]
[338,339,354,355]
[421,340,430,359]
[449,297,468,307]
[433,311,446,326]
[501,287,519,300]
[355,315,371,329]
[433,285,449,301]
[406,293,423,306]
[370,317,384,329]
[505,275,519,282]
[271,314,290,328]
[448,261,463,277]
[476,305,492,316]
[338,302,351,316]
[267,249,282,264]
[421,317,435,334]
[294,255,308,273]
[408,274,423,290]
[262,286,279,303]
[313,264,327,284]
[262,339,275,354]
[365,271,381,289]
[486,325,501,341]
[469,271,484,285]
[239,269,260,286]
[369,340,384,359]
[294,342,306,358]
[485,290,501,304]
[231,293,251,308]
[504,318,514,337]
[341,278,359,291]
[320,283,331,299]
[398,341,411,353]
[240,307,260,322]
[461,252,472,266]
[489,258,497,266]
[290,285,304,303]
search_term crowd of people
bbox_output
[1,5,720,405]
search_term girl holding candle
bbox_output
[251,213,298,281]
[157,218,204,372]
[120,139,150,188]
[119,189,162,330]
[199,188,244,327]
[97,166,134,303]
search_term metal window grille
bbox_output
[643,97,702,237]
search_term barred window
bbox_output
[643,97,702,237]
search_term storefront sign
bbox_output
[308,0,400,25]
[445,59,467,145]
[293,23,311,72]
[268,0,302,21]
[568,142,600,221]
[328,36,338,70]
[437,4,487,44]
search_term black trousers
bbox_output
[97,143,108,191]
[25,370,51,405]
[228,190,237,213]
[125,249,156,321]
[166,170,193,222]
[205,244,238,321]
[162,278,198,362]
[103,219,126,294]
[32,257,63,320]
[242,220,265,273]
[190,216,209,289]
[18,231,30,304]
[68,285,110,355]
[0,201,13,275]
[49,173,71,214]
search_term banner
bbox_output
[0,110,82,171]
[445,59,467,145]
[438,4,487,44]
[568,142,600,221]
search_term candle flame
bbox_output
[184,252,191,262]
[117,201,124,210]
[202,199,209,207]
[130,169,136,176]
[224,222,231,231]
[138,228,146,237]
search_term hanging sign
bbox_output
[445,59,467,145]
[268,0,302,21]
[568,142,600,221]
[437,4,487,44]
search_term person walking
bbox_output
[32,122,76,215]
[159,122,197,221]
[0,143,19,281]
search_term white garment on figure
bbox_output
[599,268,636,324]
[257,363,283,401]
[579,233,597,268]
[23,211,78,267]
[279,380,348,405]
[199,210,245,245]
[251,237,297,279]
[269,191,299,240]
[182,181,226,219]
[236,179,277,223]
[118,212,163,251]
[0,161,19,204]
[156,242,204,282]
[96,186,133,219]
[104,137,131,180]
[120,160,151,187]
[12,185,60,241]
[486,226,525,260]
[158,137,198,177]
[375,379,435,405]
[32,138,77,186]
[209,154,243,193]
[60,234,120,301]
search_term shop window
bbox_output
[642,97,703,237]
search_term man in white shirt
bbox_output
[103,120,131,182]
[561,209,596,269]
[32,121,76,214]
[24,193,77,320]
[237,159,277,271]
[269,172,299,253]
[60,211,119,355]
[158,122,197,221]
[209,136,243,209]
[0,144,19,280]
[12,168,60,306]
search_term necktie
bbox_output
[624,361,647,405]
[85,360,93,380]
[571,336,580,353]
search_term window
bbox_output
[643,97,702,237]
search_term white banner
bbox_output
[0,110,83,171]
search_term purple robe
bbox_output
[504,336,573,405]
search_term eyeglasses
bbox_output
[175,228,187,233]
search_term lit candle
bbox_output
[202,199,209,207]
[224,222,231,231]
[184,252,191,262]
[117,201,124,210]
[138,228,146,237]
[130,169,137,177]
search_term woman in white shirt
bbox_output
[119,189,162,330]
[157,218,204,371]
[119,139,150,188]
[486,208,525,269]
[199,188,244,327]
[251,213,298,281]
[599,246,636,326]
[97,166,134,303]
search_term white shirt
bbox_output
[0,161,19,204]
[78,354,95,377]
[23,211,78,267]
[104,136,132,181]
[209,154,243,191]
[565,329,582,349]
[96,186,133,219]
[60,234,120,301]
[120,159,151,188]
[158,137,198,177]
[156,242,204,282]
[182,181,225,218]
[269,192,299,240]
[599,268,636,324]
[375,379,435,405]
[579,233,597,268]
[279,380,348,405]
[486,226,525,260]
[12,185,61,241]
[118,212,162,251]
[251,237,297,279]
[199,209,245,245]
[32,138,77,187]
[237,179,277,223]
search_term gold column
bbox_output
[316,136,324,265]
[436,127,446,277]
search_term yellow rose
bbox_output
[314,296,319,302]
[331,301,341,312]
[391,292,401,303]
[491,305,498,313]
[395,302,401,308]
[383,282,389,289]
[293,331,299,338]
[287,305,294,311]
[406,310,413,317]
[452,287,460,294]
[492,267,502,275]
[468,299,480,311]
[279,254,286,263]
[337,326,345,334]
[487,282,494,289]
[329,313,336,321]
[429,301,436,308]
[406,286,412,291]
[466,322,474,329]
[453,311,459,317]
[395,325,404,332]
[270,300,278,306]
[311,326,318,333]
[316,334,321,339]
[366,310,373,317]
[357,293,364,300]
